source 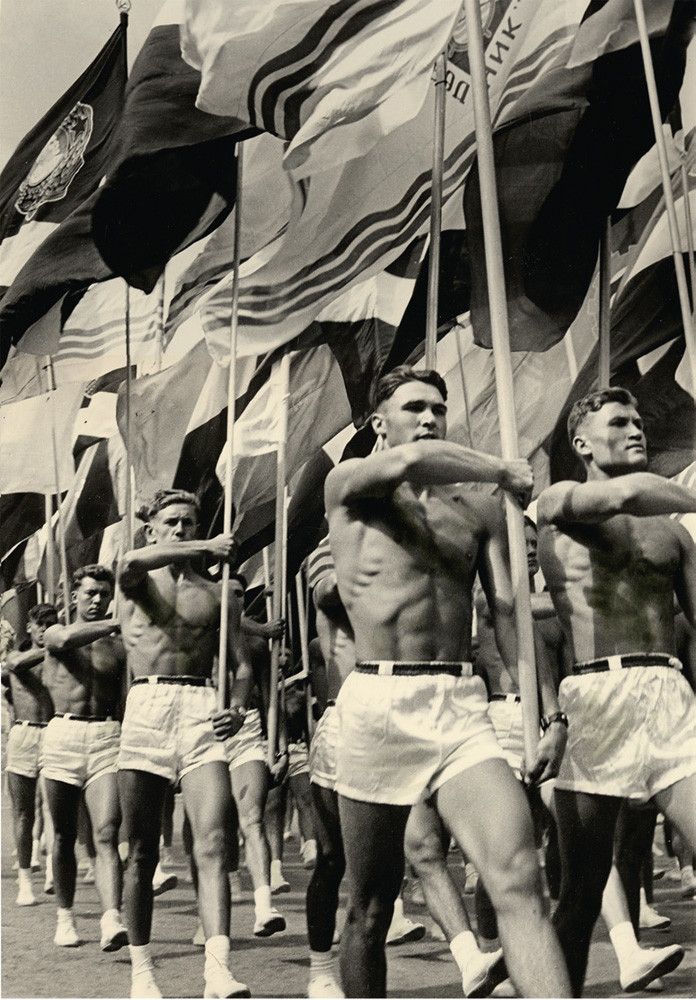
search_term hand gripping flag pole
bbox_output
[463,0,539,763]
[633,0,696,394]
[267,351,291,768]
[425,51,448,370]
[217,144,245,712]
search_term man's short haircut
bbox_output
[28,603,59,627]
[141,489,201,522]
[371,365,447,411]
[73,564,115,591]
[567,387,638,447]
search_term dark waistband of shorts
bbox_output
[131,675,209,687]
[572,652,681,676]
[489,693,521,703]
[13,720,47,728]
[356,661,473,678]
[54,713,114,723]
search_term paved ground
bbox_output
[2,793,695,999]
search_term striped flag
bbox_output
[182,0,465,178]
[195,0,586,361]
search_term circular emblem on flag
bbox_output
[15,102,93,221]
[448,0,498,58]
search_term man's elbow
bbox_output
[44,629,69,653]
[117,553,143,587]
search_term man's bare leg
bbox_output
[43,777,83,946]
[85,771,127,950]
[8,773,37,903]
[231,759,285,934]
[338,796,409,997]
[307,783,345,996]
[656,772,696,855]
[180,762,232,939]
[435,760,570,999]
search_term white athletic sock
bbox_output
[392,896,404,921]
[205,934,230,975]
[609,920,640,961]
[254,885,272,914]
[57,907,73,924]
[309,950,335,976]
[271,859,284,879]
[450,931,482,973]
[18,868,32,887]
[102,908,120,924]
[130,943,154,975]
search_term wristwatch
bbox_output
[540,711,569,732]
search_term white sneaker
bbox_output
[620,945,685,992]
[640,902,671,930]
[100,911,129,952]
[271,869,291,894]
[462,948,506,999]
[203,966,250,998]
[490,979,517,998]
[82,862,96,884]
[302,839,318,869]
[253,908,286,937]
[152,866,178,897]
[16,883,37,907]
[308,973,345,998]
[130,968,162,999]
[193,922,206,946]
[386,915,426,946]
[54,916,81,947]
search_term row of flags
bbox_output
[1,0,695,601]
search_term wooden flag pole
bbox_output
[425,51,447,369]
[266,351,291,768]
[217,144,245,712]
[463,0,539,762]
[681,156,695,315]
[598,218,612,388]
[295,569,315,740]
[46,358,71,625]
[633,0,696,394]
[262,547,274,630]
[44,494,56,603]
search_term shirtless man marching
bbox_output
[3,603,56,906]
[537,387,696,996]
[41,566,127,952]
[325,365,571,998]
[117,489,254,1000]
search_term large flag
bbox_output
[182,0,464,178]
[193,0,587,362]
[92,0,256,293]
[464,1,693,352]
[0,19,127,302]
[0,384,85,495]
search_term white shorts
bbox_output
[555,660,696,801]
[5,722,45,779]
[335,667,506,806]
[118,681,226,783]
[288,740,309,779]
[488,696,524,779]
[309,705,339,791]
[225,708,267,771]
[42,716,120,788]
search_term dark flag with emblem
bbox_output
[0,18,127,305]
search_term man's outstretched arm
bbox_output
[325,441,532,509]
[118,533,236,589]
[538,475,696,526]
[44,620,119,653]
[3,646,45,676]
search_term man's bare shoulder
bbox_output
[536,481,577,525]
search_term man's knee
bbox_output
[192,825,227,867]
[93,817,120,850]
[404,825,445,872]
[484,844,542,911]
[238,802,264,836]
[347,893,394,941]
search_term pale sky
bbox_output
[0,0,163,170]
